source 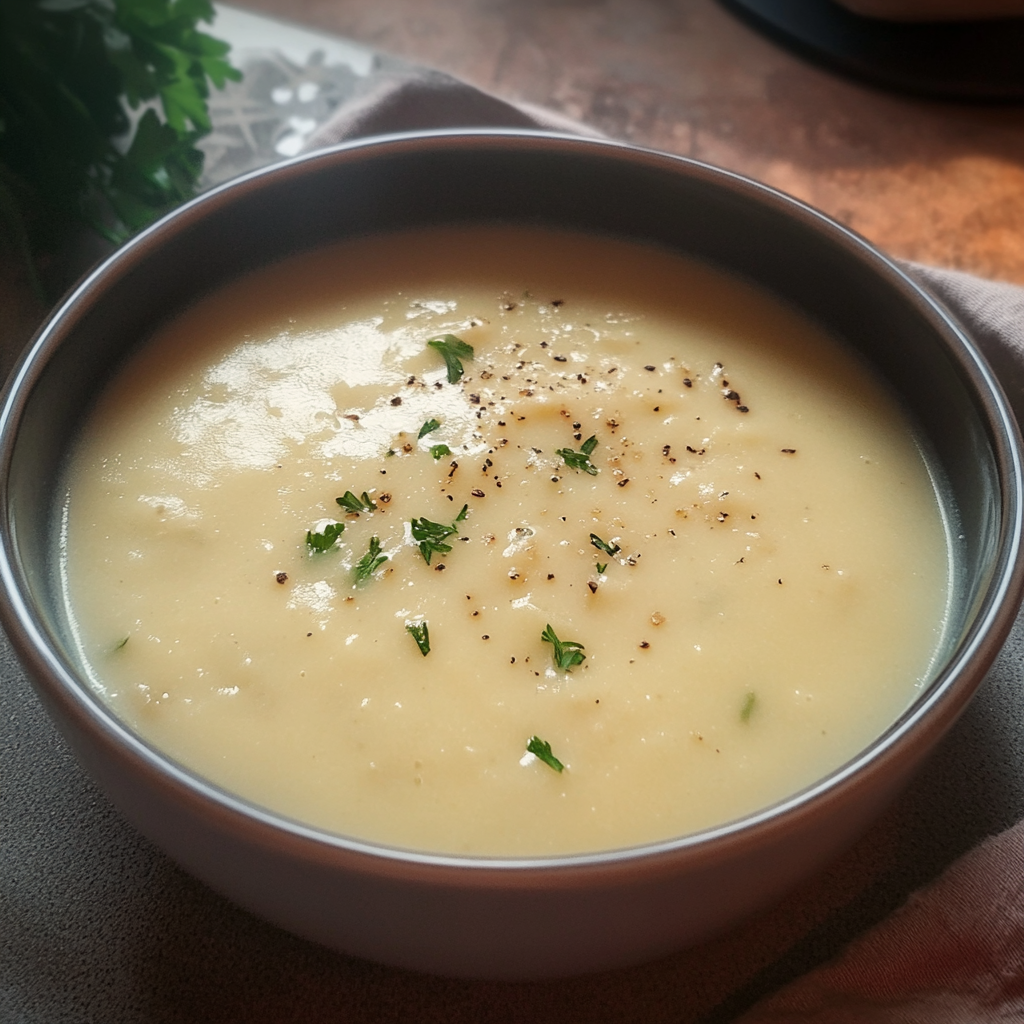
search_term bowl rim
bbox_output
[2,127,1022,875]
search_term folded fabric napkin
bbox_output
[305,69,1024,1023]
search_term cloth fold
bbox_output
[304,69,1024,1022]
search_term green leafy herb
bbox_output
[405,621,430,656]
[590,534,620,558]
[0,0,241,298]
[430,443,452,460]
[526,735,564,773]
[336,490,377,514]
[596,562,607,574]
[112,634,130,652]
[541,624,586,672]
[426,334,474,384]
[418,418,441,439]
[305,521,344,553]
[385,449,396,457]
[410,504,468,564]
[556,435,599,475]
[353,536,388,583]
[740,691,757,722]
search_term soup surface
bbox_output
[62,226,950,856]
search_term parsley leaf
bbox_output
[306,521,345,553]
[740,691,757,722]
[590,534,620,558]
[430,443,452,460]
[353,536,388,583]
[112,634,130,652]
[418,418,441,439]
[0,0,241,298]
[526,735,564,773]
[405,621,430,656]
[427,334,474,384]
[541,624,586,672]
[556,435,599,475]
[410,504,468,564]
[336,491,377,514]
[596,562,607,574]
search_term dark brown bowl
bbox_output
[1,131,1021,978]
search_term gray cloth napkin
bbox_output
[306,69,1024,1022]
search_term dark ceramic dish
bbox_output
[0,131,1021,978]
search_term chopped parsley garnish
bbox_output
[590,534,620,558]
[418,418,442,439]
[556,435,599,475]
[410,504,468,564]
[541,624,586,672]
[741,691,757,722]
[305,521,345,553]
[430,443,452,460]
[112,635,129,652]
[353,536,388,582]
[526,735,564,773]
[385,449,397,457]
[336,491,377,514]
[426,334,474,384]
[406,621,430,656]
[596,562,607,574]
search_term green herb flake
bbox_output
[596,562,607,574]
[430,443,452,460]
[353,536,388,583]
[336,490,377,514]
[405,621,430,656]
[526,735,564,773]
[541,624,586,672]
[740,691,757,722]
[590,534,621,558]
[385,449,397,457]
[426,334,474,384]
[418,418,441,439]
[556,435,599,475]
[305,521,345,553]
[410,504,469,564]
[112,634,130,652]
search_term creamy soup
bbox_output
[61,226,950,856]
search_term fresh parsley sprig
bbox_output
[418,418,441,439]
[596,562,607,574]
[0,0,241,298]
[306,521,344,553]
[353,536,388,583]
[427,334,474,384]
[556,435,599,475]
[590,534,620,558]
[430,444,452,460]
[405,621,430,656]
[410,504,468,564]
[541,624,586,672]
[526,735,565,773]
[336,491,377,514]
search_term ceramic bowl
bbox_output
[1,131,1021,979]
